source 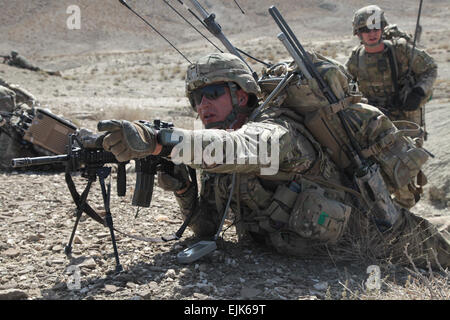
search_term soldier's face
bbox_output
[194,83,234,128]
[359,28,382,46]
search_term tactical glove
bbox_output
[158,164,191,192]
[98,120,157,162]
[402,87,425,111]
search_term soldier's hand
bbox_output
[97,120,158,162]
[158,164,191,194]
[0,115,5,127]
[402,87,425,111]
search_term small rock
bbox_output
[147,281,159,292]
[11,216,28,224]
[78,258,97,269]
[3,248,20,258]
[73,236,83,244]
[104,284,118,293]
[241,287,261,299]
[126,282,137,289]
[0,289,28,300]
[96,233,110,239]
[313,281,328,291]
[138,290,153,299]
[165,269,176,278]
[193,293,209,300]
[52,245,63,252]
[52,259,66,265]
[27,235,41,242]
[180,267,192,277]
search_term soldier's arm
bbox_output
[174,172,222,238]
[411,48,437,95]
[399,40,438,95]
[344,48,359,81]
[169,119,316,176]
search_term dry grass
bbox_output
[322,207,450,300]
[337,270,449,300]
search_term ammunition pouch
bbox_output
[354,163,400,229]
[288,179,351,243]
[372,134,429,190]
[255,179,351,245]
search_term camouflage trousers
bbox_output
[0,131,36,170]
[182,190,449,269]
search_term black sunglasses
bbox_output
[358,26,381,34]
[192,83,228,105]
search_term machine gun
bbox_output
[12,119,197,272]
[266,6,400,230]
[1,55,11,63]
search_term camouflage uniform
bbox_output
[7,51,40,72]
[0,79,51,170]
[5,52,61,76]
[168,53,449,268]
[345,6,437,138]
[0,85,17,169]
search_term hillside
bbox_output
[1,0,449,57]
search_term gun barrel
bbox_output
[12,155,69,168]
[277,33,312,79]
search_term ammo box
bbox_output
[23,108,78,154]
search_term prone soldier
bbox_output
[98,53,449,268]
[2,51,61,77]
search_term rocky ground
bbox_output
[0,0,449,301]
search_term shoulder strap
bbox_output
[355,45,364,78]
[383,40,401,107]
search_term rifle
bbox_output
[1,55,11,63]
[267,6,399,230]
[185,0,259,80]
[399,0,426,139]
[12,119,198,272]
[0,109,34,145]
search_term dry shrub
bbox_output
[327,208,450,300]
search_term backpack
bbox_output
[383,24,414,44]
[257,52,429,199]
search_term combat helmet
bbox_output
[352,5,388,35]
[185,52,261,128]
[10,51,18,57]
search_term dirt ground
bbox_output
[0,0,449,300]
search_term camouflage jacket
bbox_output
[8,55,40,71]
[345,39,437,108]
[0,78,36,106]
[171,107,344,238]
